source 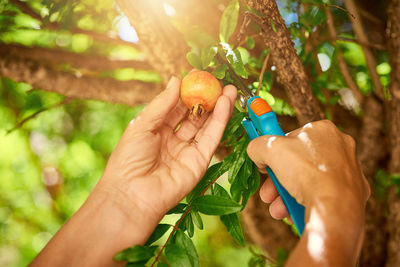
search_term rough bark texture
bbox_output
[0,53,161,106]
[386,0,400,266]
[245,0,324,125]
[116,0,190,84]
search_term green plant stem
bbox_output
[256,52,269,96]
[151,171,224,266]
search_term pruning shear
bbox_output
[227,68,306,235]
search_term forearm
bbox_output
[30,189,160,267]
[286,196,365,267]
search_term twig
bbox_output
[237,33,259,48]
[299,1,355,19]
[151,171,225,266]
[343,0,385,100]
[325,7,363,104]
[235,13,253,49]
[249,246,277,265]
[336,36,386,50]
[323,4,355,19]
[256,52,269,96]
[7,98,71,134]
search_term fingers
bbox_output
[259,178,279,203]
[246,135,288,169]
[195,85,237,159]
[164,100,188,130]
[269,196,289,220]
[175,113,209,141]
[132,77,181,131]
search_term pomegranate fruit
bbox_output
[180,71,222,119]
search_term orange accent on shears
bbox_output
[250,97,272,116]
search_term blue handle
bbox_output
[243,96,305,235]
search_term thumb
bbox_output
[134,76,181,131]
[246,135,288,171]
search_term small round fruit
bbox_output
[180,71,222,119]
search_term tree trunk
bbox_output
[116,0,190,84]
[245,0,324,125]
[386,0,400,266]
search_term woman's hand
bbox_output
[31,76,237,267]
[97,76,237,223]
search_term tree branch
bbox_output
[116,0,190,84]
[0,43,152,72]
[0,54,162,106]
[343,0,385,100]
[325,8,363,104]
[244,0,324,124]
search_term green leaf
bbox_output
[238,156,253,189]
[146,224,171,246]
[167,203,188,214]
[220,213,245,246]
[241,164,261,207]
[186,51,202,69]
[201,45,218,69]
[212,64,229,79]
[191,210,204,230]
[213,183,231,199]
[165,231,199,267]
[114,245,157,262]
[227,137,249,183]
[220,42,248,78]
[246,36,255,49]
[230,174,242,202]
[126,262,148,267]
[221,109,245,143]
[157,263,169,267]
[185,212,195,237]
[219,0,240,43]
[237,46,250,65]
[187,162,226,202]
[192,195,242,215]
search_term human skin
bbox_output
[247,120,370,266]
[30,76,237,267]
[30,76,369,267]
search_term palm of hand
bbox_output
[99,77,236,218]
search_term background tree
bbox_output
[0,0,399,266]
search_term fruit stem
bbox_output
[190,104,205,120]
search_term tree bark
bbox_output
[116,0,190,84]
[1,44,152,72]
[245,0,324,125]
[0,54,161,106]
[357,96,388,267]
[386,0,400,266]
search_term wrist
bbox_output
[305,192,365,265]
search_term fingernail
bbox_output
[166,76,179,90]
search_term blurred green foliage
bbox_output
[0,0,394,265]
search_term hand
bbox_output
[247,120,370,219]
[94,76,236,234]
[246,120,370,266]
[31,76,237,267]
